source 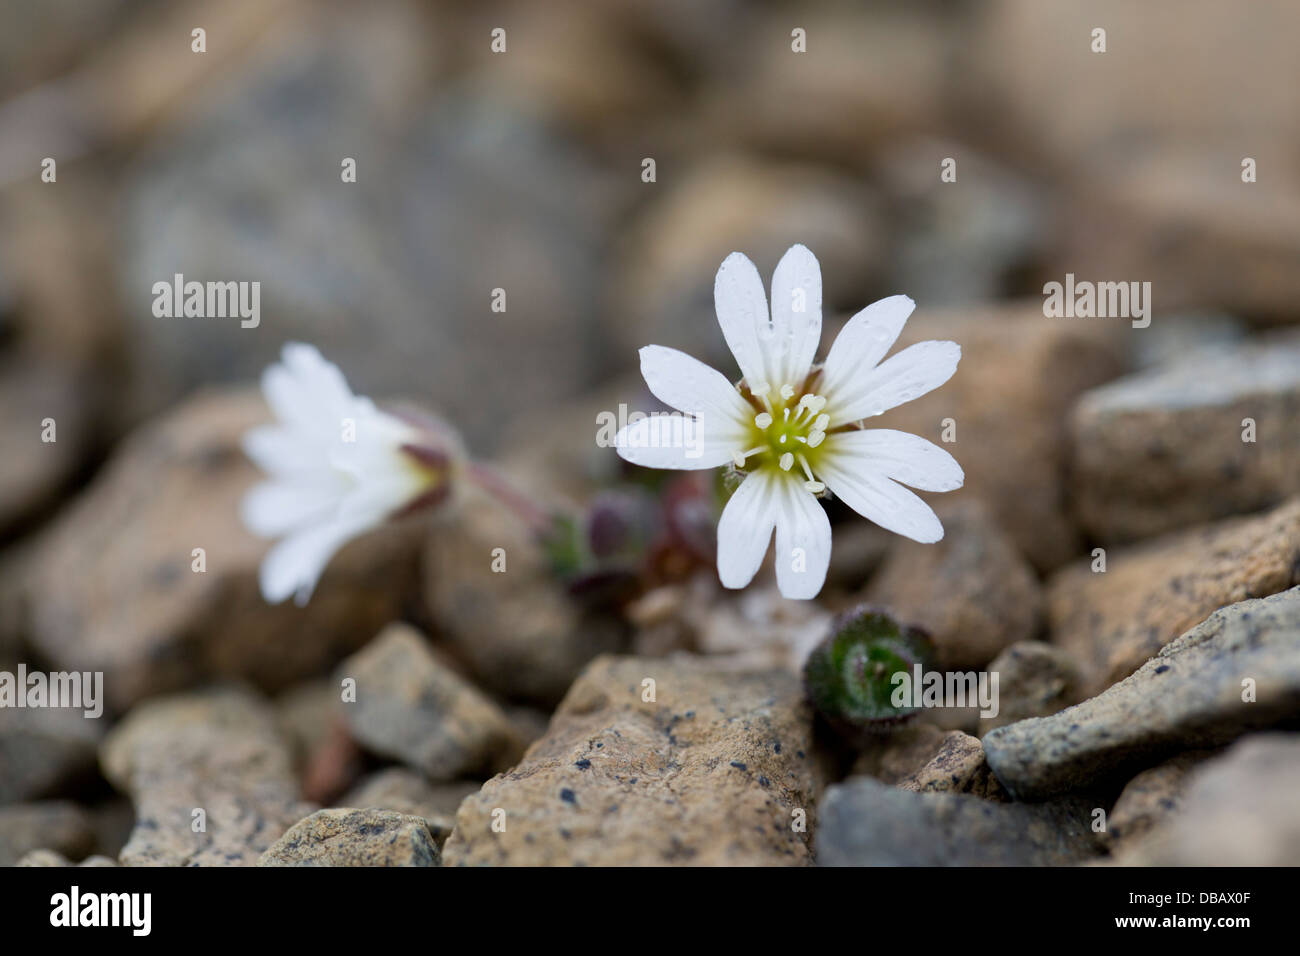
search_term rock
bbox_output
[0,701,104,803]
[336,623,523,781]
[423,484,628,706]
[257,808,439,867]
[1071,334,1300,544]
[864,500,1042,669]
[18,850,117,867]
[0,356,99,536]
[612,154,883,369]
[1118,734,1300,866]
[857,302,1124,571]
[1107,751,1213,848]
[274,679,340,773]
[851,722,949,784]
[898,731,1007,800]
[442,654,819,866]
[817,777,1101,866]
[1047,498,1300,695]
[0,801,95,866]
[19,387,424,710]
[984,587,1300,800]
[971,1,1300,172]
[1057,147,1300,324]
[340,769,479,846]
[101,686,311,866]
[118,2,609,452]
[977,641,1083,733]
[705,9,955,163]
[874,138,1048,306]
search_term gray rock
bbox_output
[101,686,311,866]
[0,801,95,866]
[817,777,1101,866]
[257,808,439,867]
[1072,334,1300,544]
[118,2,609,453]
[985,587,1300,799]
[0,700,104,803]
[336,623,523,781]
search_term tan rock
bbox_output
[101,686,311,866]
[1047,498,1300,695]
[1118,734,1300,866]
[978,641,1083,733]
[258,808,439,867]
[424,484,628,706]
[19,387,424,710]
[857,302,1124,572]
[865,500,1042,669]
[898,731,1007,800]
[443,654,819,866]
[340,768,480,846]
[1107,750,1214,848]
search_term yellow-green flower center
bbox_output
[732,380,831,493]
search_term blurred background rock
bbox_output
[2,0,1299,867]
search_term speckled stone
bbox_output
[1047,498,1300,695]
[984,587,1300,799]
[442,654,819,866]
[258,808,439,867]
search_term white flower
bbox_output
[615,244,963,600]
[241,343,456,606]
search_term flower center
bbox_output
[731,381,831,494]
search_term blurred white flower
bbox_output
[615,244,963,600]
[241,343,457,605]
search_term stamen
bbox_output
[754,412,773,430]
[779,383,795,400]
[813,414,830,432]
[734,445,766,467]
[779,452,794,471]
[807,430,825,448]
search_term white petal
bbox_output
[767,243,822,387]
[713,251,772,390]
[638,345,752,426]
[829,429,964,492]
[260,343,359,436]
[258,515,374,606]
[827,340,960,424]
[773,480,831,600]
[819,457,945,543]
[240,479,345,538]
[614,415,743,470]
[821,294,915,415]
[242,425,330,478]
[716,470,780,589]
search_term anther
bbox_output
[779,452,794,471]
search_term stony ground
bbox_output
[2,0,1300,866]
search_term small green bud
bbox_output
[802,605,933,740]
